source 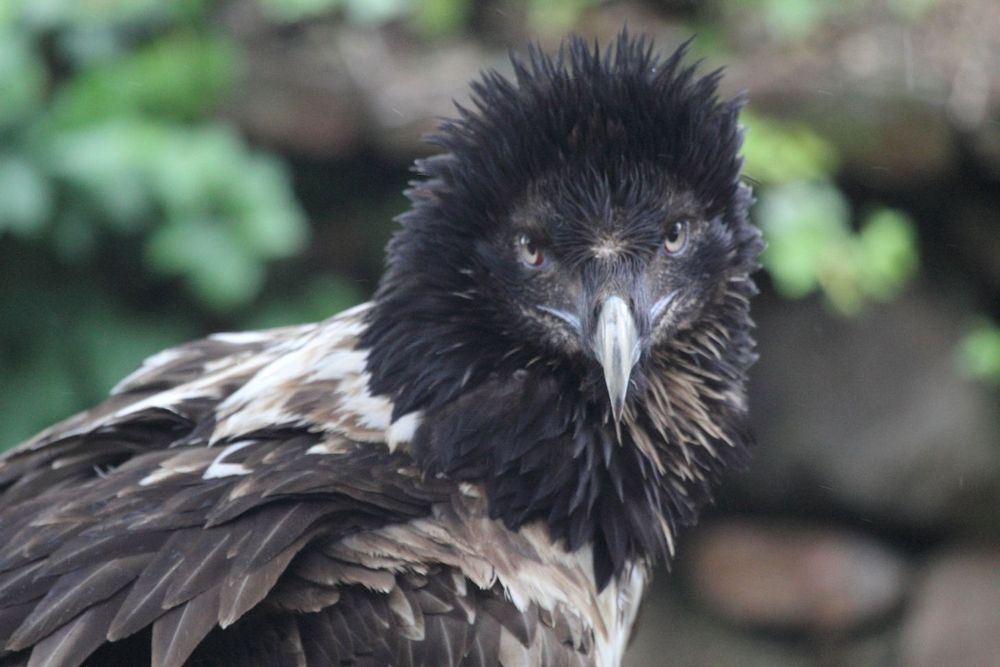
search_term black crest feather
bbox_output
[430,33,745,222]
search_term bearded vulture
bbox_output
[0,33,762,667]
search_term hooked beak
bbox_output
[592,296,641,422]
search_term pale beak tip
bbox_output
[611,395,626,423]
[593,295,640,425]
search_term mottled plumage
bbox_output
[0,33,761,666]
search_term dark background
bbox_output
[0,1,997,665]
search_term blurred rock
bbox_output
[682,520,907,634]
[218,5,498,160]
[839,631,898,667]
[331,31,502,159]
[214,0,1000,177]
[898,547,1000,667]
[952,199,1000,294]
[728,0,999,188]
[812,100,956,190]
[219,7,367,159]
[626,571,814,667]
[743,285,1000,531]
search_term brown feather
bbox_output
[106,531,193,641]
[218,538,306,628]
[228,503,329,575]
[24,588,127,667]
[268,575,341,614]
[0,562,54,609]
[160,531,232,608]
[41,530,172,578]
[7,555,148,651]
[150,584,220,667]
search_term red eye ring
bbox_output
[517,234,545,268]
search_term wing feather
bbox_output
[268,574,341,614]
[160,531,232,608]
[228,502,329,575]
[106,531,194,641]
[24,588,127,667]
[0,302,605,665]
[150,585,220,667]
[7,555,148,651]
[41,530,172,578]
[0,562,54,609]
[218,537,306,629]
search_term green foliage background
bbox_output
[0,0,994,450]
[0,0,319,443]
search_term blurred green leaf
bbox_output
[758,0,828,39]
[741,112,839,184]
[956,320,1000,387]
[46,120,155,229]
[14,0,173,32]
[757,181,850,299]
[344,0,411,24]
[0,0,314,453]
[727,0,838,41]
[146,216,264,311]
[757,183,918,315]
[747,108,919,316]
[144,124,249,216]
[50,31,238,127]
[258,0,460,31]
[46,118,308,303]
[229,156,309,256]
[0,155,53,236]
[857,207,919,300]
[258,0,415,24]
[415,0,469,37]
[0,31,47,127]
[56,25,125,66]
[528,0,598,32]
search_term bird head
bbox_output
[363,32,763,584]
[368,34,758,421]
[481,162,746,424]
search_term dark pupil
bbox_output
[524,240,537,255]
[667,222,682,243]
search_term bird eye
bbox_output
[663,220,690,255]
[517,234,546,268]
